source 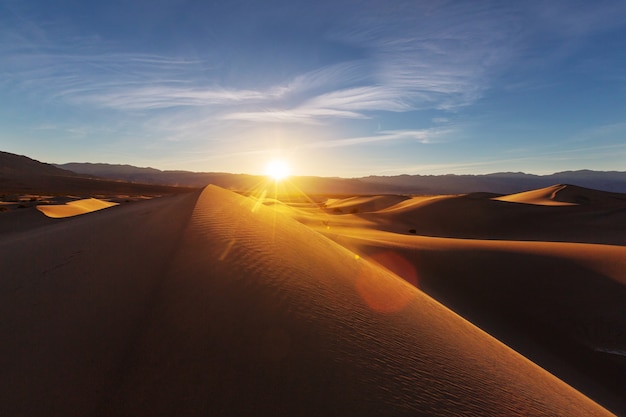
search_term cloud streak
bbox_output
[74,85,283,110]
[304,128,453,149]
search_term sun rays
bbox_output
[265,159,290,182]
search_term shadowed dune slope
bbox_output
[0,205,67,235]
[550,184,626,204]
[317,226,626,414]
[0,185,612,416]
[0,192,201,417]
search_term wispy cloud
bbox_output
[220,3,524,124]
[73,85,284,110]
[222,108,366,124]
[304,128,453,149]
[329,2,522,109]
[222,85,409,124]
[2,1,521,121]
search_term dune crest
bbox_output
[493,184,578,206]
[494,184,626,206]
[36,198,119,218]
[325,194,410,213]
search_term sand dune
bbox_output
[324,194,410,213]
[493,184,578,206]
[284,187,626,414]
[492,184,626,206]
[376,194,453,212]
[335,189,626,246]
[36,197,119,218]
[0,185,613,416]
[553,184,626,204]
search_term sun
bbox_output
[265,159,290,181]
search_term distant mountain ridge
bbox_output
[362,170,626,194]
[3,151,625,195]
[1,151,79,178]
[56,161,626,194]
[57,162,255,188]
[0,151,194,195]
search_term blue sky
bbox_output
[1,0,625,177]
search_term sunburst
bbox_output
[265,159,290,182]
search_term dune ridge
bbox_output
[0,185,615,416]
[493,184,577,206]
[324,194,410,213]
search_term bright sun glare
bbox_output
[265,159,290,181]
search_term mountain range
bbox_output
[0,151,194,195]
[57,160,626,195]
[2,150,626,195]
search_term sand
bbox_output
[283,186,626,414]
[36,197,119,218]
[335,186,626,246]
[493,184,578,206]
[0,184,619,416]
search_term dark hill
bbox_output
[1,151,78,178]
[0,151,195,196]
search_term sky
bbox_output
[1,0,625,177]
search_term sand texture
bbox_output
[286,185,626,414]
[0,185,616,416]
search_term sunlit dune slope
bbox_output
[36,197,119,218]
[0,185,611,416]
[346,187,626,245]
[324,194,410,212]
[376,194,453,212]
[550,183,626,204]
[296,204,626,414]
[493,184,578,206]
[493,184,626,206]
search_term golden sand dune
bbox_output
[285,190,626,414]
[376,194,453,212]
[0,185,612,416]
[36,197,119,218]
[494,184,626,206]
[325,194,410,213]
[493,184,578,206]
[316,228,626,414]
[340,189,626,246]
[551,183,626,204]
